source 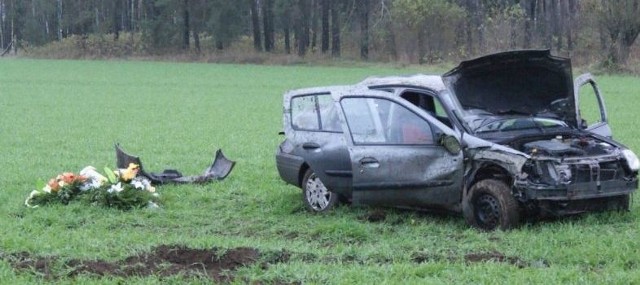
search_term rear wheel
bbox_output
[463,179,521,231]
[302,169,339,212]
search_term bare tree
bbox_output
[358,0,369,60]
[250,0,262,51]
[321,0,329,53]
[263,0,274,52]
[330,0,340,57]
[600,0,640,68]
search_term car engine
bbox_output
[522,136,616,157]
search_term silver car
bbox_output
[275,50,638,230]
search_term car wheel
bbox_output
[463,179,520,231]
[302,169,339,212]
[613,194,631,211]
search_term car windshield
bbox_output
[474,117,568,134]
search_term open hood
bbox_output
[443,50,577,127]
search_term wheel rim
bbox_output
[475,194,501,229]
[305,173,332,211]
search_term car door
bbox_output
[289,93,352,195]
[338,94,464,209]
[575,73,611,137]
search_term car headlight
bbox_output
[622,149,640,172]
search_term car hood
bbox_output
[442,50,577,127]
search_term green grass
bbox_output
[1,59,640,284]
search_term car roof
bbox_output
[283,74,447,105]
[357,74,446,92]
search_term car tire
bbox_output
[302,169,339,212]
[463,179,520,231]
[614,194,631,211]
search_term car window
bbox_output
[341,97,433,145]
[317,94,341,132]
[291,94,341,132]
[401,91,450,126]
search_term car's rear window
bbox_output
[291,94,341,132]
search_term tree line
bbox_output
[1,0,639,68]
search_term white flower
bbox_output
[81,177,103,191]
[25,190,41,208]
[80,166,107,185]
[58,181,66,188]
[131,177,154,191]
[107,182,124,193]
[43,185,52,193]
[131,179,145,190]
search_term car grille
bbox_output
[571,160,622,184]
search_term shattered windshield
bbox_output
[474,117,568,134]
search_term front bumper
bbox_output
[515,178,638,201]
[515,177,637,216]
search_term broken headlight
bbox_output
[622,149,640,172]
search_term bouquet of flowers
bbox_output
[25,163,160,210]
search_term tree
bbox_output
[320,0,329,53]
[263,0,274,52]
[330,0,340,56]
[393,0,464,63]
[250,0,261,51]
[598,0,640,68]
[182,0,189,49]
[295,0,310,56]
[358,0,369,60]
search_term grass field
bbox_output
[1,58,640,284]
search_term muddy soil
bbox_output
[7,245,271,282]
[5,245,541,281]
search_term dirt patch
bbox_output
[8,245,273,282]
[464,251,527,268]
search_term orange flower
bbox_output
[48,178,60,192]
[61,172,76,184]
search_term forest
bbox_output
[1,0,639,69]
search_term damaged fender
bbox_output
[115,144,236,184]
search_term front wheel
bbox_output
[302,169,339,212]
[463,179,521,231]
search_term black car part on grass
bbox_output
[115,144,235,184]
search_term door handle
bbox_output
[302,142,321,150]
[359,157,380,168]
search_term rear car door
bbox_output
[575,73,611,137]
[288,93,352,195]
[338,94,464,209]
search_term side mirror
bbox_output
[440,135,461,154]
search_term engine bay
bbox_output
[514,134,616,157]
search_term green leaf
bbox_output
[104,166,118,184]
[35,179,47,191]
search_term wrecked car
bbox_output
[275,50,638,230]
